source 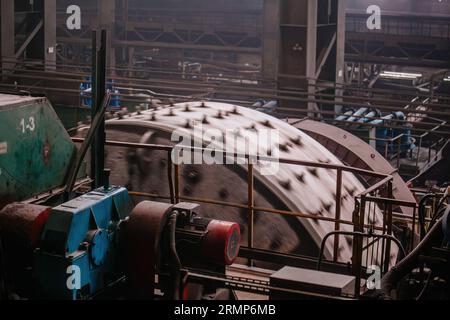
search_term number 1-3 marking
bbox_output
[20,117,36,133]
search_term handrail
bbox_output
[317,230,406,272]
[71,137,390,179]
[68,136,419,292]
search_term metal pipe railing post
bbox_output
[174,164,180,204]
[385,142,389,159]
[411,206,417,250]
[167,151,175,204]
[247,163,254,267]
[333,169,343,262]
[352,197,365,298]
[91,29,107,189]
[416,135,423,168]
[383,180,394,274]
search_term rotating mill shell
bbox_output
[77,101,395,267]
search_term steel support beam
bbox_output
[1,1,15,75]
[306,0,319,116]
[316,33,336,79]
[57,37,262,54]
[91,30,107,189]
[278,0,345,117]
[44,0,56,71]
[98,0,116,74]
[15,20,44,59]
[335,0,346,114]
[262,0,280,79]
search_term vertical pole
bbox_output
[247,163,254,267]
[333,169,342,262]
[383,181,394,273]
[167,150,175,204]
[91,30,107,189]
[353,196,365,298]
[98,0,115,75]
[306,0,318,117]
[1,0,15,77]
[335,0,347,115]
[174,163,180,204]
[411,206,417,250]
[385,139,389,159]
[416,136,423,168]
[369,128,377,149]
[44,0,56,71]
[90,31,98,189]
[128,47,134,78]
[262,0,280,80]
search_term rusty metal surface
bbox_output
[289,119,417,215]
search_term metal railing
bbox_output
[352,188,417,296]
[72,136,420,298]
[334,118,447,170]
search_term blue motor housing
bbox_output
[33,186,132,300]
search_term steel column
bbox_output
[1,1,15,76]
[91,30,107,189]
[262,0,280,79]
[306,0,318,116]
[335,0,346,114]
[247,163,255,267]
[98,0,116,74]
[278,0,344,117]
[44,0,56,71]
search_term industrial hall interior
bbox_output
[0,0,450,301]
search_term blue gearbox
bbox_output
[33,186,132,300]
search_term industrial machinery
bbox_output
[0,189,240,300]
[412,139,450,188]
[123,201,240,300]
[1,93,433,300]
[0,93,240,300]
[374,189,450,300]
[77,101,413,269]
[335,108,415,155]
[289,118,417,214]
[2,0,450,303]
[0,94,76,208]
